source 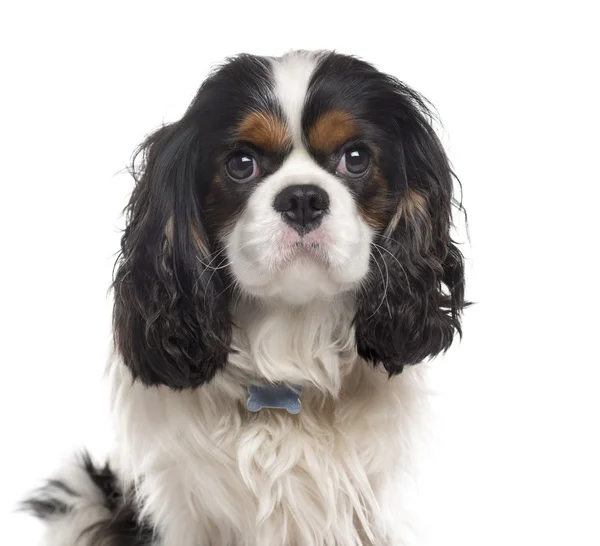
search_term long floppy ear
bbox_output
[112,121,231,389]
[354,87,466,375]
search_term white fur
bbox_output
[109,297,424,546]
[272,50,323,146]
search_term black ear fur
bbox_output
[112,122,231,389]
[354,87,466,375]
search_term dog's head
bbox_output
[113,51,466,389]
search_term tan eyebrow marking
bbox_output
[237,111,291,152]
[307,110,360,152]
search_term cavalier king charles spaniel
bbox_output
[24,50,465,546]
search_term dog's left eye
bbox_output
[226,153,260,183]
[336,147,371,177]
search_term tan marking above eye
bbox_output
[307,110,360,153]
[237,111,291,153]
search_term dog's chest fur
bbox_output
[112,299,421,546]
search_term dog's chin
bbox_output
[236,248,355,305]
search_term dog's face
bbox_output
[220,55,380,304]
[223,133,374,305]
[113,51,465,389]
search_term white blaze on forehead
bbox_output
[271,51,321,148]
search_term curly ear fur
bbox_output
[112,122,231,389]
[354,86,466,375]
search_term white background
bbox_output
[1,1,599,544]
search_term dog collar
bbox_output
[247,383,303,414]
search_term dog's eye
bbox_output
[336,148,370,177]
[226,153,259,183]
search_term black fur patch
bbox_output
[22,452,155,546]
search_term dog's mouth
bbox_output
[281,241,329,267]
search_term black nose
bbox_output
[273,184,330,234]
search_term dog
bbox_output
[23,50,466,546]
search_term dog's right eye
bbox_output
[226,153,260,183]
[336,147,371,178]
